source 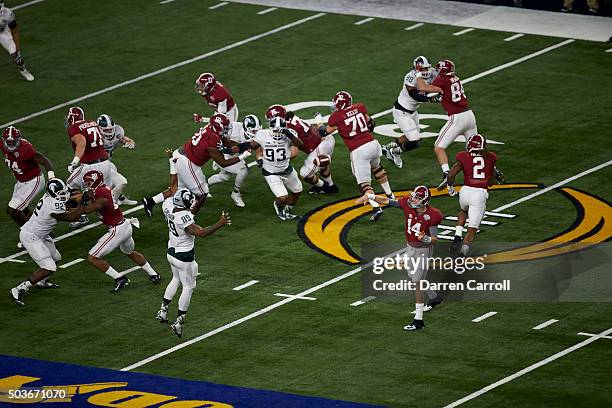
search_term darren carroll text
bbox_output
[372,279,511,292]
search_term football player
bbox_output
[193,72,239,123]
[157,187,231,338]
[207,114,261,207]
[73,170,161,293]
[0,1,34,81]
[2,126,55,227]
[65,107,111,228]
[430,60,478,188]
[141,113,250,217]
[266,104,338,195]
[223,116,304,220]
[321,91,395,222]
[356,186,443,331]
[97,114,137,206]
[10,179,87,305]
[382,56,440,168]
[446,134,498,257]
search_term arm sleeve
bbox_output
[428,226,438,237]
[408,89,430,102]
[387,199,402,208]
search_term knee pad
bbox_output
[401,140,419,152]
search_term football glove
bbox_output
[193,113,206,123]
[367,118,375,132]
[282,128,296,139]
[256,158,263,168]
[124,142,135,149]
[12,51,23,66]
[495,167,506,184]
[447,185,458,197]
[67,162,82,174]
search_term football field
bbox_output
[1,1,611,407]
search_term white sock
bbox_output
[455,225,463,237]
[322,175,334,186]
[178,286,194,311]
[141,262,157,277]
[460,244,470,256]
[441,163,450,173]
[380,181,392,196]
[415,303,424,320]
[315,179,324,187]
[164,277,180,300]
[17,280,33,291]
[105,266,121,280]
[153,193,165,204]
[235,168,248,189]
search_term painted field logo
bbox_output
[297,184,612,265]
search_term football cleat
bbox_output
[19,68,34,82]
[117,195,138,206]
[308,184,323,195]
[386,192,396,200]
[381,145,403,169]
[142,197,155,218]
[284,209,299,221]
[156,305,168,323]
[171,315,185,338]
[36,280,59,289]
[369,208,383,222]
[436,172,449,190]
[231,191,245,208]
[149,274,162,285]
[450,236,462,257]
[322,183,339,194]
[424,297,443,312]
[69,214,89,228]
[10,287,25,306]
[111,276,130,293]
[403,319,425,331]
[273,201,286,221]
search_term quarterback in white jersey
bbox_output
[228,117,304,221]
[382,56,440,168]
[208,114,261,208]
[96,114,137,206]
[0,1,33,81]
[10,179,84,306]
[157,188,231,338]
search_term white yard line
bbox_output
[354,17,374,25]
[13,0,45,10]
[350,296,376,306]
[59,258,84,269]
[472,311,497,322]
[484,211,516,218]
[404,22,424,31]
[257,7,278,15]
[453,28,475,36]
[233,280,259,291]
[577,332,612,340]
[274,293,317,301]
[159,0,177,4]
[504,33,524,42]
[209,2,229,9]
[0,12,326,128]
[532,319,559,330]
[606,48,612,53]
[443,327,612,407]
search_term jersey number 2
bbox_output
[472,156,485,179]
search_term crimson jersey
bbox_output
[67,120,109,164]
[456,151,497,189]
[398,198,443,248]
[203,81,235,111]
[432,74,469,115]
[183,126,222,166]
[286,115,321,153]
[328,103,374,152]
[1,139,41,182]
[93,185,123,227]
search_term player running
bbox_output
[0,0,34,81]
[429,60,478,188]
[266,104,338,195]
[321,91,394,221]
[96,114,138,206]
[446,134,498,257]
[355,186,443,331]
[10,179,86,305]
[74,170,161,293]
[65,107,111,228]
[2,126,54,227]
[141,113,250,217]
[382,56,440,169]
[207,114,262,207]
[193,72,239,122]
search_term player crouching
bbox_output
[356,186,443,331]
[157,189,231,338]
[74,170,161,292]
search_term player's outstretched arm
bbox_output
[415,78,443,94]
[32,152,55,179]
[121,135,136,149]
[209,142,252,167]
[185,211,231,237]
[355,194,401,208]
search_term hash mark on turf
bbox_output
[472,311,497,322]
[257,7,278,15]
[453,28,475,36]
[274,293,317,301]
[209,1,229,9]
[404,23,424,30]
[350,296,376,306]
[504,33,524,42]
[233,280,259,291]
[532,319,559,330]
[159,0,176,4]
[121,266,141,276]
[577,332,612,340]
[354,17,374,25]
[59,258,84,269]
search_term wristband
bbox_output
[169,159,177,175]
[366,193,376,201]
[47,171,55,179]
[422,235,432,244]
[71,156,80,166]
[238,151,251,161]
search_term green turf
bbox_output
[1,1,611,407]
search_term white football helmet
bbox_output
[96,114,115,139]
[413,55,432,79]
[242,114,261,139]
[269,116,286,141]
[46,179,70,203]
[173,188,195,209]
